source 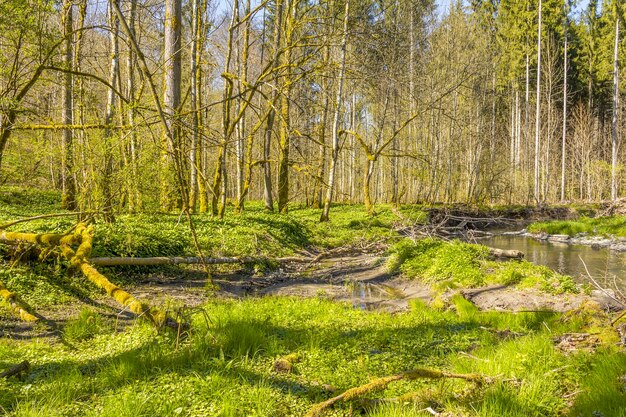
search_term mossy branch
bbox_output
[0,280,38,322]
[61,224,176,329]
[305,368,486,417]
[0,222,181,329]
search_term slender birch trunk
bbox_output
[534,0,543,203]
[61,0,76,210]
[561,23,568,202]
[320,0,350,222]
[611,15,620,201]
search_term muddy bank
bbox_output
[424,205,580,230]
[457,285,623,313]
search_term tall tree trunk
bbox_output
[277,0,294,214]
[534,0,543,203]
[321,0,349,222]
[262,0,284,212]
[235,0,251,213]
[188,0,200,212]
[101,0,120,222]
[213,0,238,218]
[364,157,375,214]
[611,14,620,201]
[561,23,568,202]
[161,0,182,211]
[61,0,77,210]
[125,0,139,211]
[0,111,17,172]
[313,38,331,209]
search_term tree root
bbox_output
[304,368,486,417]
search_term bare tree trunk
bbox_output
[262,0,284,212]
[561,24,568,202]
[235,0,251,213]
[124,0,139,212]
[320,0,349,222]
[534,0,543,203]
[101,0,120,221]
[277,0,294,213]
[61,0,77,210]
[364,157,375,214]
[213,0,238,218]
[161,0,182,211]
[188,0,200,212]
[313,38,331,209]
[611,15,620,201]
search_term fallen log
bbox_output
[0,281,37,321]
[488,248,524,260]
[305,367,486,417]
[89,256,249,267]
[62,224,178,329]
[87,255,316,267]
[0,360,30,379]
[0,229,80,247]
[0,223,181,329]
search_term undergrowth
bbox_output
[528,215,626,238]
[386,238,578,293]
[0,296,622,417]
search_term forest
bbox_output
[0,0,626,416]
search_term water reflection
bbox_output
[477,235,626,289]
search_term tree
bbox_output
[161,0,183,210]
[61,0,77,210]
[320,0,350,222]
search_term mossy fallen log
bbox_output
[61,224,176,329]
[0,281,37,321]
[87,255,314,266]
[305,367,486,417]
[88,256,249,266]
[0,229,80,247]
[0,222,181,329]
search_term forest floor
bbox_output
[1,188,625,416]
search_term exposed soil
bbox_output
[1,250,622,342]
[423,205,579,230]
[458,285,622,313]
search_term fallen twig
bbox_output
[304,367,486,417]
[0,361,30,379]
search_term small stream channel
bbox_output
[475,234,626,289]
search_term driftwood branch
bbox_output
[488,248,524,260]
[305,367,486,417]
[0,361,30,379]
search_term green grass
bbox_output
[0,188,424,308]
[63,308,109,342]
[0,187,424,259]
[528,215,626,237]
[386,238,578,293]
[0,296,622,417]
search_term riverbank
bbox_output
[1,188,625,416]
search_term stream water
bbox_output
[475,234,626,289]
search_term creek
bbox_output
[475,233,626,289]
